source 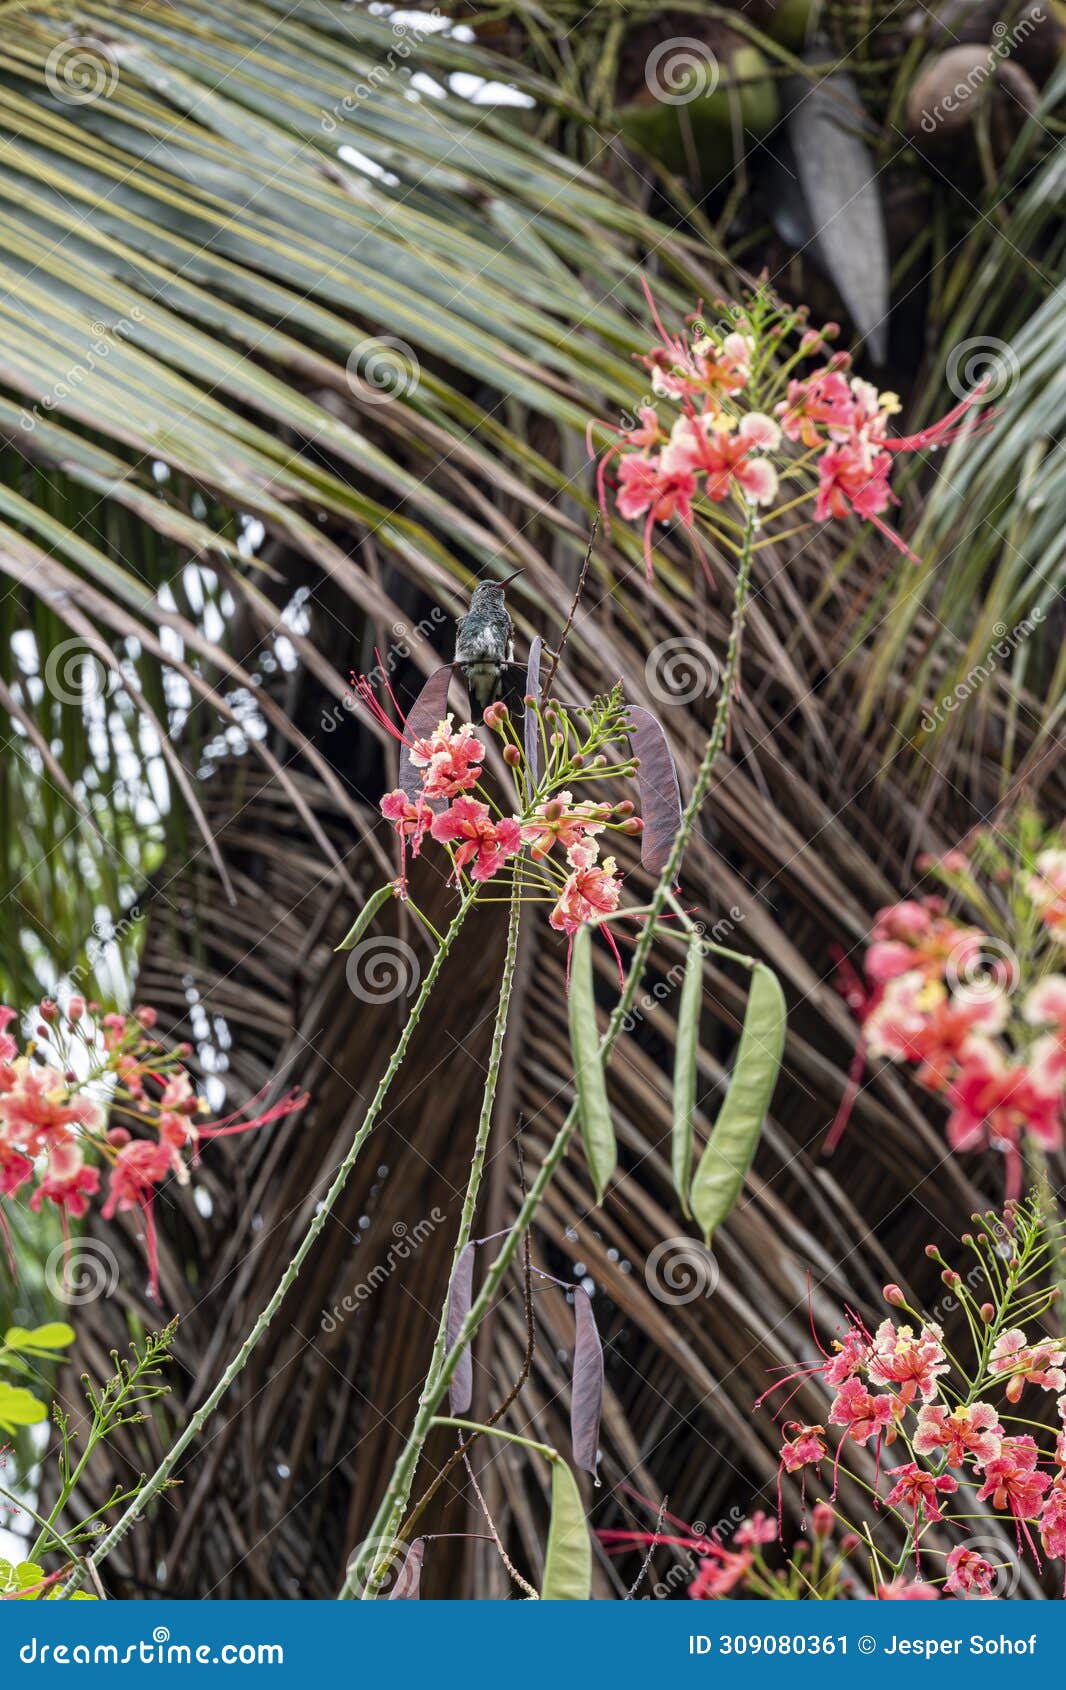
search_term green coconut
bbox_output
[617,39,779,177]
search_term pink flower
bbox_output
[28,1140,100,1220]
[829,1376,896,1447]
[1039,1478,1066,1563]
[688,1548,753,1598]
[914,1401,1003,1466]
[779,1423,827,1472]
[102,1139,174,1217]
[615,455,698,580]
[868,1320,949,1404]
[884,1462,957,1527]
[380,789,433,890]
[735,1510,777,1548]
[863,974,1006,1090]
[814,438,894,523]
[661,411,780,507]
[549,856,622,938]
[945,1546,996,1597]
[989,1329,1066,1404]
[430,797,521,884]
[1028,849,1066,941]
[776,369,855,446]
[408,716,485,801]
[877,1578,939,1599]
[520,793,606,862]
[975,1435,1051,1519]
[822,1325,872,1387]
[946,1041,1062,1194]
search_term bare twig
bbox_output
[541,517,597,702]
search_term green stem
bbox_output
[422,882,523,1405]
[58,889,476,1598]
[348,510,759,1598]
[430,1418,556,1460]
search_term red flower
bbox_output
[975,1435,1051,1519]
[28,1140,100,1220]
[913,1401,1003,1466]
[867,1320,949,1404]
[408,716,485,802]
[945,1545,996,1597]
[430,797,521,884]
[829,1376,896,1447]
[615,455,697,581]
[884,1461,957,1528]
[988,1329,1066,1404]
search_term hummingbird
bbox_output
[453,569,523,711]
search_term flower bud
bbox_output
[134,1005,158,1028]
[811,1503,835,1538]
[620,817,644,835]
[503,744,522,767]
[979,1303,994,1324]
[616,800,635,817]
[107,1127,131,1147]
[68,995,85,1022]
[39,999,58,1022]
[482,702,509,730]
[882,1283,905,1307]
[840,1533,860,1554]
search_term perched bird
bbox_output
[453,569,522,711]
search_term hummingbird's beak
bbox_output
[497,567,524,587]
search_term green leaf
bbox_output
[568,924,615,1203]
[0,1382,47,1432]
[335,885,394,952]
[540,1458,591,1600]
[671,940,704,1218]
[4,1323,76,1354]
[691,964,786,1248]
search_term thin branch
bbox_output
[541,517,597,702]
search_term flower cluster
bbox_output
[356,671,646,984]
[758,1198,1066,1597]
[838,816,1066,1195]
[590,280,991,580]
[0,999,306,1300]
[599,1496,857,1601]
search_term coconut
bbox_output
[617,32,779,177]
[906,44,1040,151]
